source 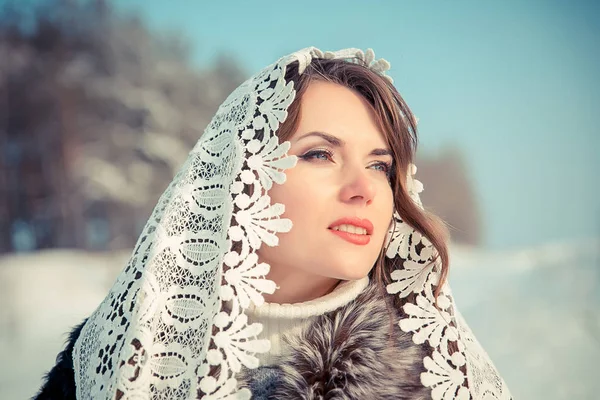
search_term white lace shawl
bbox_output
[72,47,512,400]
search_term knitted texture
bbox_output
[245,277,369,365]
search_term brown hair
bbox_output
[275,58,450,306]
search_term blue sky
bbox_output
[114,0,599,250]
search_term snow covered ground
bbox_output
[1,240,598,399]
[449,239,600,399]
[0,250,130,399]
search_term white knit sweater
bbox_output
[245,276,370,366]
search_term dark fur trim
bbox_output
[240,283,432,399]
[33,319,87,400]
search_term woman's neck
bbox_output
[261,268,342,304]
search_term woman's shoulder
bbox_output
[33,319,87,400]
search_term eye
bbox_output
[299,149,334,162]
[369,161,393,176]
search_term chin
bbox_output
[327,262,373,281]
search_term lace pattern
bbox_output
[385,167,512,399]
[73,47,511,399]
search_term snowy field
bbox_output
[1,239,598,399]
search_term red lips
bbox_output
[327,217,373,246]
[328,217,374,234]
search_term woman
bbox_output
[36,47,512,399]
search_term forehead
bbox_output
[291,80,388,147]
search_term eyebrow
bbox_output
[296,131,392,157]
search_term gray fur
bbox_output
[239,282,432,399]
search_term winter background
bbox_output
[0,0,598,399]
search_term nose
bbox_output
[339,165,376,206]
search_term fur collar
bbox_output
[239,282,432,399]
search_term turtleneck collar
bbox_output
[246,275,370,319]
[244,276,370,366]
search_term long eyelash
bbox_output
[299,149,333,161]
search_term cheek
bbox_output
[268,170,320,218]
[268,183,299,218]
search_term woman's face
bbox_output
[257,80,394,296]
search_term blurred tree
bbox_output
[0,0,245,252]
[417,147,483,246]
